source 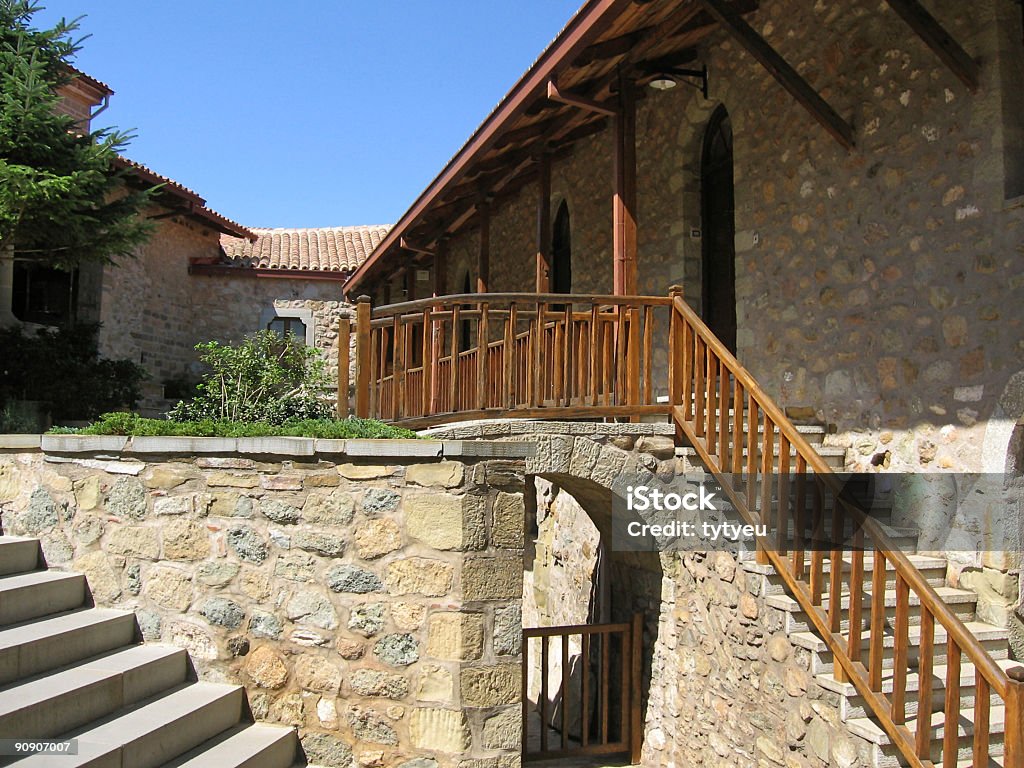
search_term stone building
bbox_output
[1,68,387,413]
[342,0,1024,765]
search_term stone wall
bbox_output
[188,274,353,394]
[428,0,1024,481]
[96,215,354,403]
[0,437,529,768]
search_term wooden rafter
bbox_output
[399,238,435,256]
[882,0,979,91]
[547,79,618,116]
[695,0,854,150]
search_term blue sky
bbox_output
[36,2,582,229]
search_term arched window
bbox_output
[551,201,572,294]
[700,105,737,354]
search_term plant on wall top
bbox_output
[167,331,333,424]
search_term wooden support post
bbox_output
[536,151,552,292]
[337,316,351,418]
[613,66,638,295]
[696,0,855,150]
[883,0,979,91]
[354,296,372,418]
[1005,676,1024,768]
[629,612,643,764]
[477,203,490,294]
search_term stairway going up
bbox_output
[666,294,1024,768]
[0,535,298,768]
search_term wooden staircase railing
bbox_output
[343,293,672,428]
[667,288,1023,768]
[345,287,1023,768]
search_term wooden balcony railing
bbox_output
[668,293,1024,768]
[344,287,1024,768]
[342,293,672,428]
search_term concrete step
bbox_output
[745,554,948,596]
[817,658,1024,721]
[767,585,978,633]
[6,682,245,768]
[791,620,1010,676]
[0,608,136,685]
[0,537,39,577]
[0,644,188,739]
[160,723,297,768]
[850,704,1006,768]
[0,570,86,626]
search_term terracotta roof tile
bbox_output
[219,225,391,274]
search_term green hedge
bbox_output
[49,412,420,440]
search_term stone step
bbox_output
[769,585,978,634]
[0,608,136,685]
[6,682,245,768]
[0,537,40,576]
[0,644,188,739]
[817,657,1024,721]
[676,444,846,469]
[160,723,297,768]
[0,570,86,626]
[850,704,1006,768]
[791,620,1010,676]
[745,554,948,596]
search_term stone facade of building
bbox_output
[0,438,530,768]
[431,0,1024,483]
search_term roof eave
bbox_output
[344,0,634,296]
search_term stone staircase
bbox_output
[744,549,1016,767]
[0,535,298,767]
[670,410,1020,767]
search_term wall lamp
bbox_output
[647,64,709,99]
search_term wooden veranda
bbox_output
[340,288,1024,768]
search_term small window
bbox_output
[266,316,307,340]
[12,261,78,326]
[258,307,314,347]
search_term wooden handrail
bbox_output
[348,287,1022,768]
[667,292,1020,768]
[353,293,669,425]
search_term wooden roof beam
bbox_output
[695,0,855,150]
[399,238,436,257]
[547,78,618,116]
[882,0,979,92]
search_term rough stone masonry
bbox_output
[0,437,529,768]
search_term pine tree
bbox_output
[0,0,152,268]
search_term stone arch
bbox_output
[520,434,663,756]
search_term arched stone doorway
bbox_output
[552,201,573,295]
[701,105,737,353]
[521,437,663,763]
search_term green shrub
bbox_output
[167,331,332,423]
[50,412,419,440]
[0,324,145,427]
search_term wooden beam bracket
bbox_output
[547,79,618,117]
[882,0,980,92]
[399,237,436,257]
[696,0,855,150]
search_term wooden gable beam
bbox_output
[547,79,618,116]
[882,0,979,92]
[695,0,855,150]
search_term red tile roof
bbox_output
[219,225,391,274]
[113,156,255,239]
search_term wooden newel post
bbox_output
[337,315,351,418]
[354,295,372,418]
[1006,671,1024,768]
[667,285,684,416]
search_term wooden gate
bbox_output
[522,614,643,763]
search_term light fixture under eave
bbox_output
[648,76,677,91]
